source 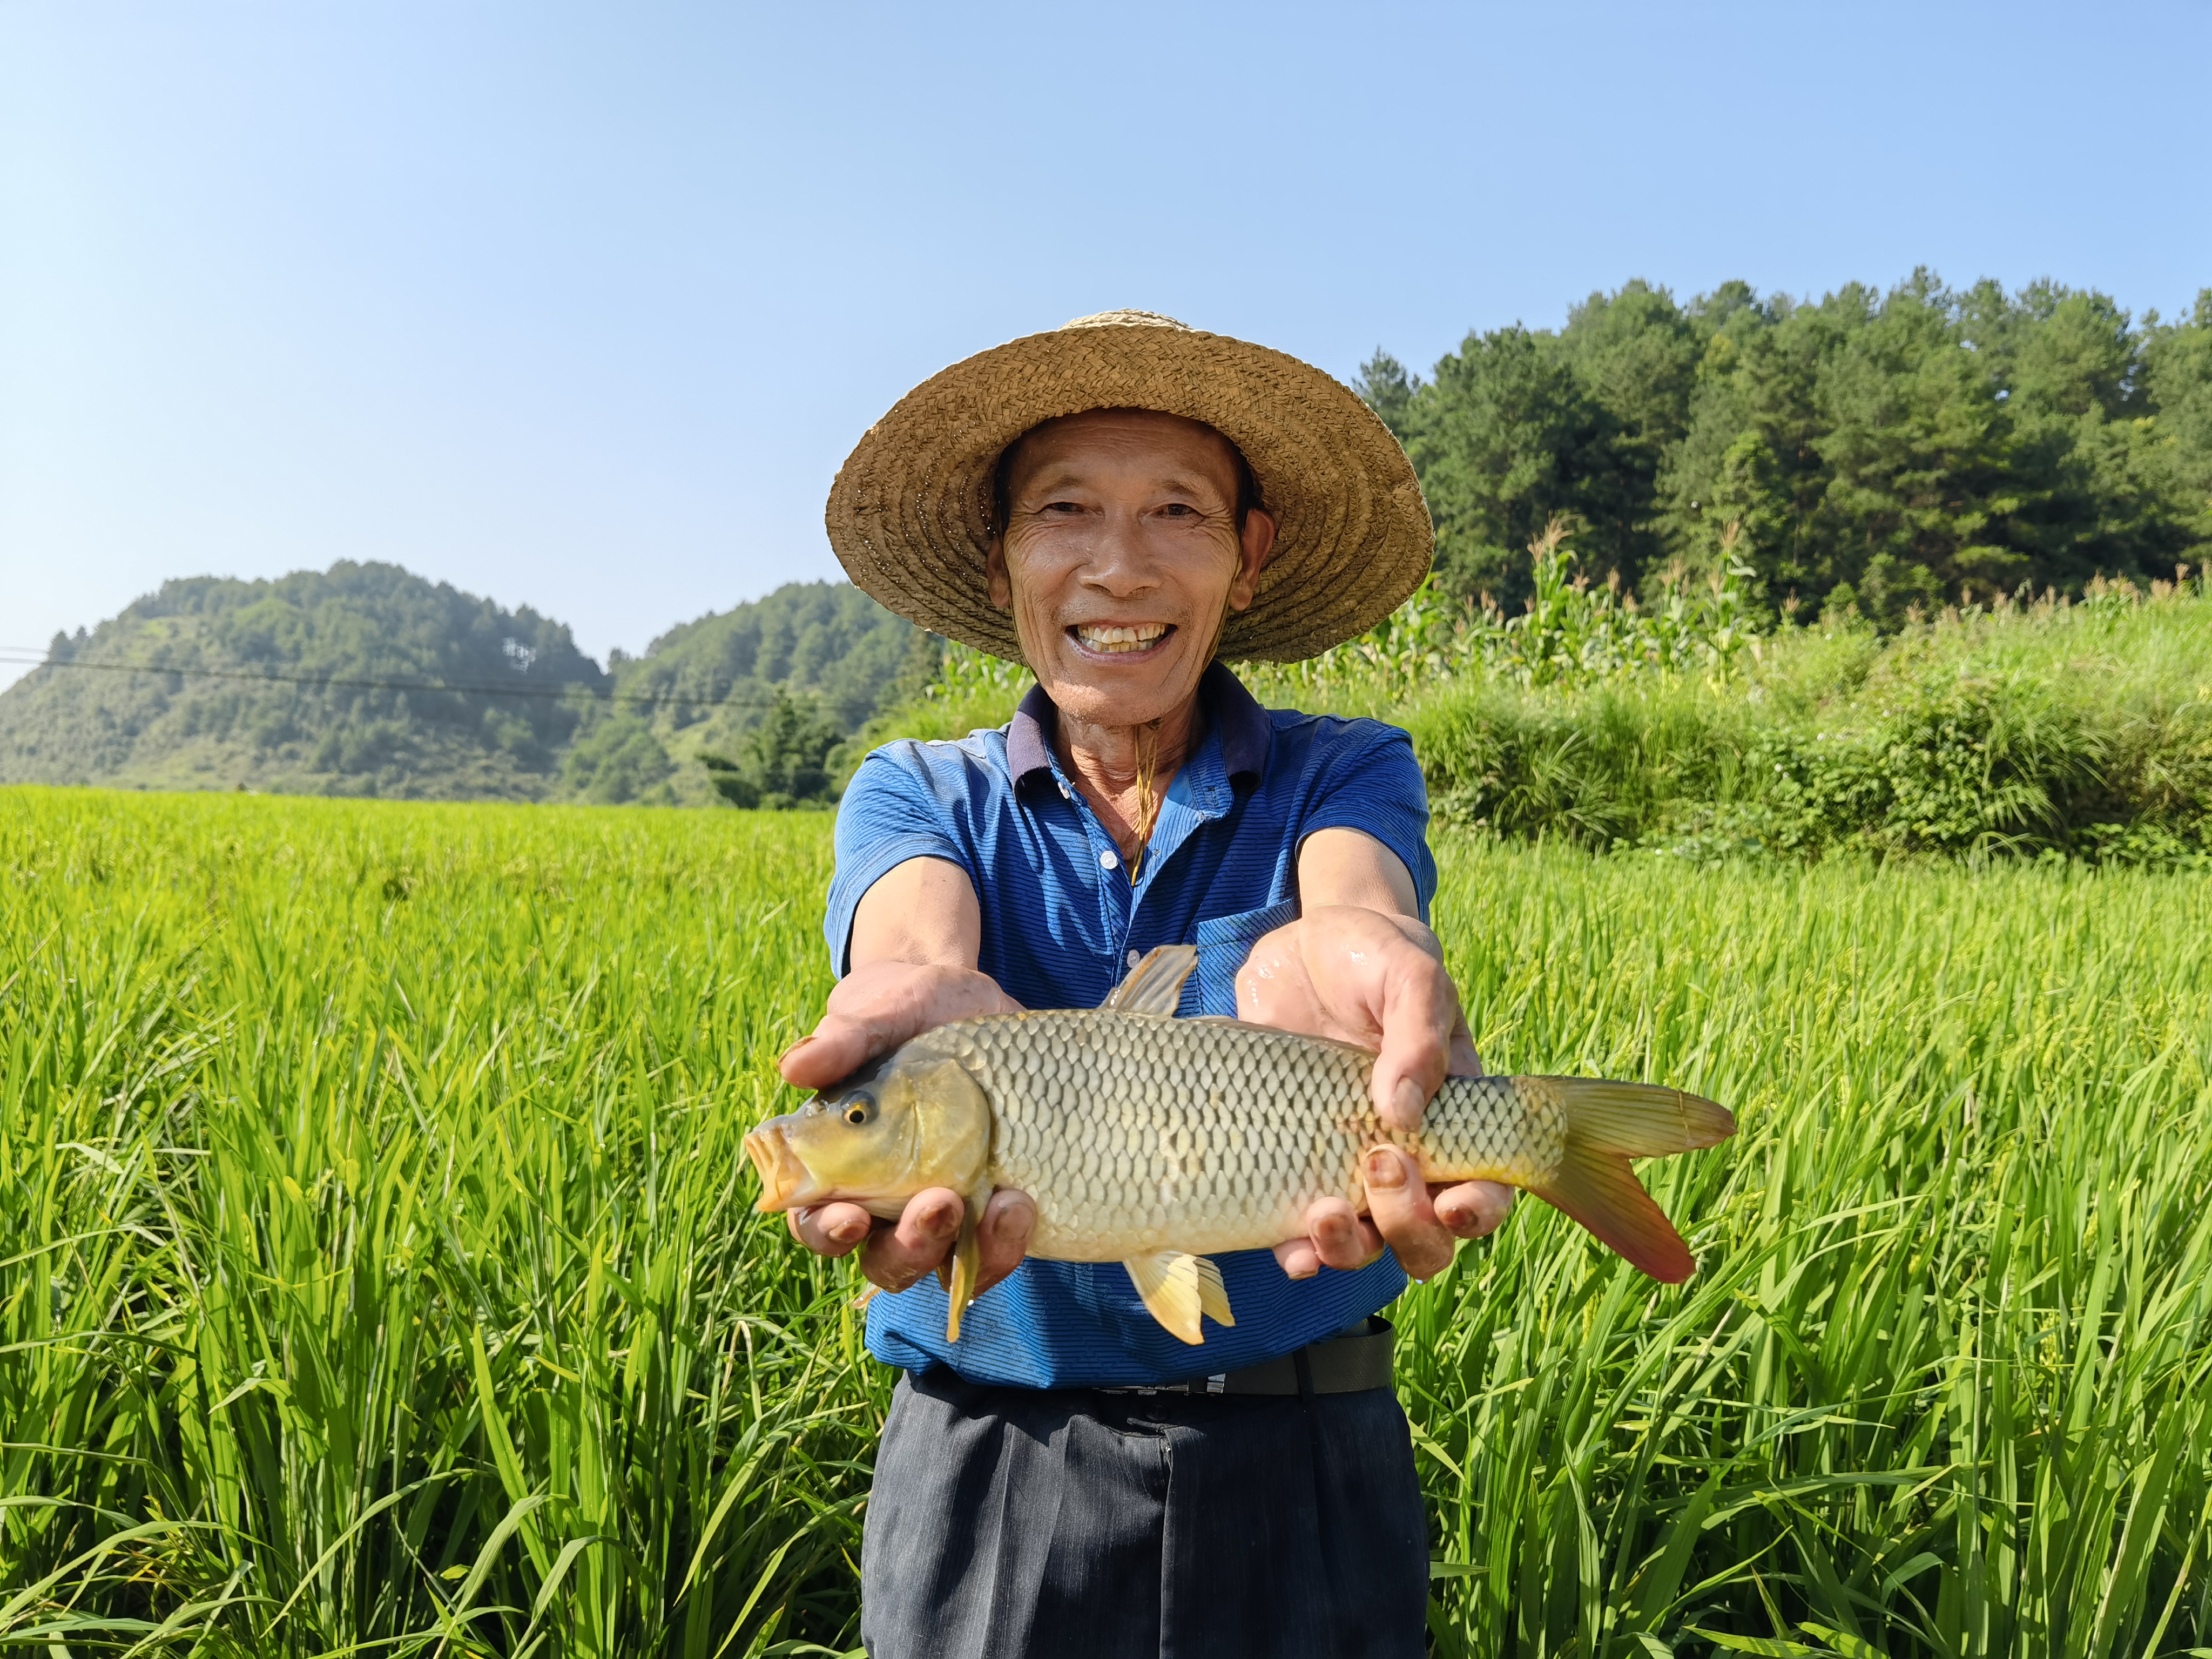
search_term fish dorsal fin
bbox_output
[1122,1250,1235,1345]
[1101,945,1198,1017]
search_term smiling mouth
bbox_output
[1070,622,1172,656]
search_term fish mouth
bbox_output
[743,1123,818,1212]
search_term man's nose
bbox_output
[1079,510,1163,595]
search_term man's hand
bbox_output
[1236,905,1516,1282]
[779,960,1036,1294]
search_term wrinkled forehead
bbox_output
[999,407,1247,502]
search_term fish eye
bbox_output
[842,1094,876,1127]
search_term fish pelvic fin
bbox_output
[940,1204,984,1343]
[1102,945,1198,1017]
[1518,1080,1734,1285]
[1195,1259,1233,1329]
[1123,1250,1233,1345]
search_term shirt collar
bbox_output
[1008,662,1272,793]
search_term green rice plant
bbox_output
[1405,844,2212,1656]
[2,792,884,1656]
[4,788,2210,1655]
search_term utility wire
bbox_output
[0,648,802,712]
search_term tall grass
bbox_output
[1405,581,2212,862]
[871,569,2212,864]
[4,787,2210,1655]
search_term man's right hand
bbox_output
[778,960,1036,1293]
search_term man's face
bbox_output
[987,409,1274,732]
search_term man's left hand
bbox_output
[1236,905,1515,1282]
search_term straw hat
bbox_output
[824,311,1432,664]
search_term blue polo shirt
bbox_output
[824,663,1438,1389]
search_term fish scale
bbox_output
[937,1010,1566,1262]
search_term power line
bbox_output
[0,648,800,712]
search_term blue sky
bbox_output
[4,0,2209,689]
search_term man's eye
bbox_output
[1042,500,1084,515]
[1158,503,1197,517]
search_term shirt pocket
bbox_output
[1191,899,1300,1018]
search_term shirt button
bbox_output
[1098,849,1119,871]
[1127,948,1142,968]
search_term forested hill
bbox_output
[0,563,607,798]
[10,270,2209,804]
[1361,275,2212,623]
[0,566,917,802]
[563,582,919,805]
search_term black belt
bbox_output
[1095,1317,1394,1398]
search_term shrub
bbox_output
[699,688,845,810]
[872,532,2211,866]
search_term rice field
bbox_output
[4,786,2210,1657]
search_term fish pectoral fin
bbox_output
[1123,1251,1233,1345]
[1101,945,1199,1017]
[942,1208,983,1343]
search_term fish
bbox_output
[746,945,1734,1345]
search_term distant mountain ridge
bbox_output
[568,581,922,805]
[0,563,920,803]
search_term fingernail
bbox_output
[828,1217,868,1245]
[777,1036,815,1066]
[1365,1148,1407,1190]
[1436,1202,1468,1231]
[923,1206,959,1240]
[1391,1077,1426,1124]
[1318,1215,1351,1250]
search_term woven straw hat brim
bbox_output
[824,314,1432,663]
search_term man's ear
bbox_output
[986,539,1013,611]
[1227,509,1276,613]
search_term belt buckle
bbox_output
[1103,1374,1229,1397]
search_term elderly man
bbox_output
[780,312,1512,1658]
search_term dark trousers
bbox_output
[859,1366,1429,1659]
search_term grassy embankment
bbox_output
[886,574,2212,866]
[5,787,2211,1656]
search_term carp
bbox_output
[747,946,1732,1345]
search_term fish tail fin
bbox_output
[1521,1080,1733,1284]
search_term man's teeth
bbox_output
[1075,624,1169,654]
